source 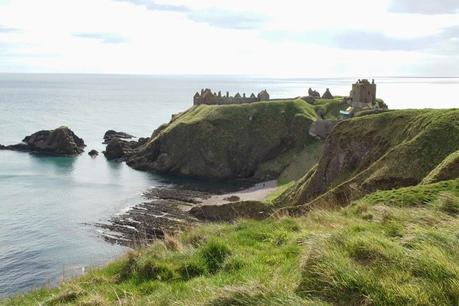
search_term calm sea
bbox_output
[0,74,458,298]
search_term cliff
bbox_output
[126,99,342,181]
[279,109,459,211]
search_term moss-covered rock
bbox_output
[423,150,459,184]
[281,109,459,209]
[127,99,327,180]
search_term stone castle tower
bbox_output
[350,79,376,108]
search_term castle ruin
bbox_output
[349,79,376,109]
[193,89,270,105]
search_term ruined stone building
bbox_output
[193,89,270,105]
[349,79,376,109]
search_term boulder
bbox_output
[1,127,85,156]
[88,149,99,157]
[103,130,134,144]
[322,88,334,99]
[103,138,137,161]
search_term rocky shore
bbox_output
[96,181,276,248]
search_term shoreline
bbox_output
[96,180,278,247]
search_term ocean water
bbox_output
[0,74,458,298]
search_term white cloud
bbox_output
[0,0,457,76]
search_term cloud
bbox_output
[113,0,266,30]
[113,0,190,12]
[333,25,459,53]
[333,31,431,51]
[73,32,127,44]
[188,9,267,30]
[0,25,18,33]
[388,0,459,15]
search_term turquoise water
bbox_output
[0,74,458,297]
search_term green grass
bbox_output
[423,149,459,184]
[281,109,459,207]
[5,179,459,305]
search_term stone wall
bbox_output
[194,89,270,105]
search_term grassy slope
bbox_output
[6,179,459,305]
[423,150,459,184]
[281,109,459,209]
[131,98,344,181]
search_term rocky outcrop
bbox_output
[125,100,321,180]
[1,126,85,156]
[88,149,99,157]
[309,120,338,139]
[321,88,334,99]
[190,201,273,222]
[103,130,134,144]
[103,139,136,161]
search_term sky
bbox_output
[0,0,458,76]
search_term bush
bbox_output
[178,261,206,280]
[200,239,232,273]
[136,259,174,281]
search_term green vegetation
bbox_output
[6,179,459,305]
[281,109,459,208]
[129,99,343,180]
[423,150,459,184]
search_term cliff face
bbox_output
[127,100,323,180]
[282,109,459,208]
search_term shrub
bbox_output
[136,259,174,281]
[200,239,232,273]
[177,261,206,280]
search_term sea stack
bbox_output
[1,126,85,156]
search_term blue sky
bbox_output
[0,0,458,76]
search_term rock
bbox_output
[2,127,85,156]
[189,201,273,222]
[309,120,338,139]
[308,88,320,98]
[322,88,334,99]
[224,195,240,202]
[88,149,99,157]
[103,130,134,144]
[103,138,137,161]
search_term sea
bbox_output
[0,74,458,298]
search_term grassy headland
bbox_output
[5,179,459,305]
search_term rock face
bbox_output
[1,127,85,156]
[322,88,334,99]
[308,120,338,139]
[103,130,134,144]
[282,109,459,208]
[125,100,320,180]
